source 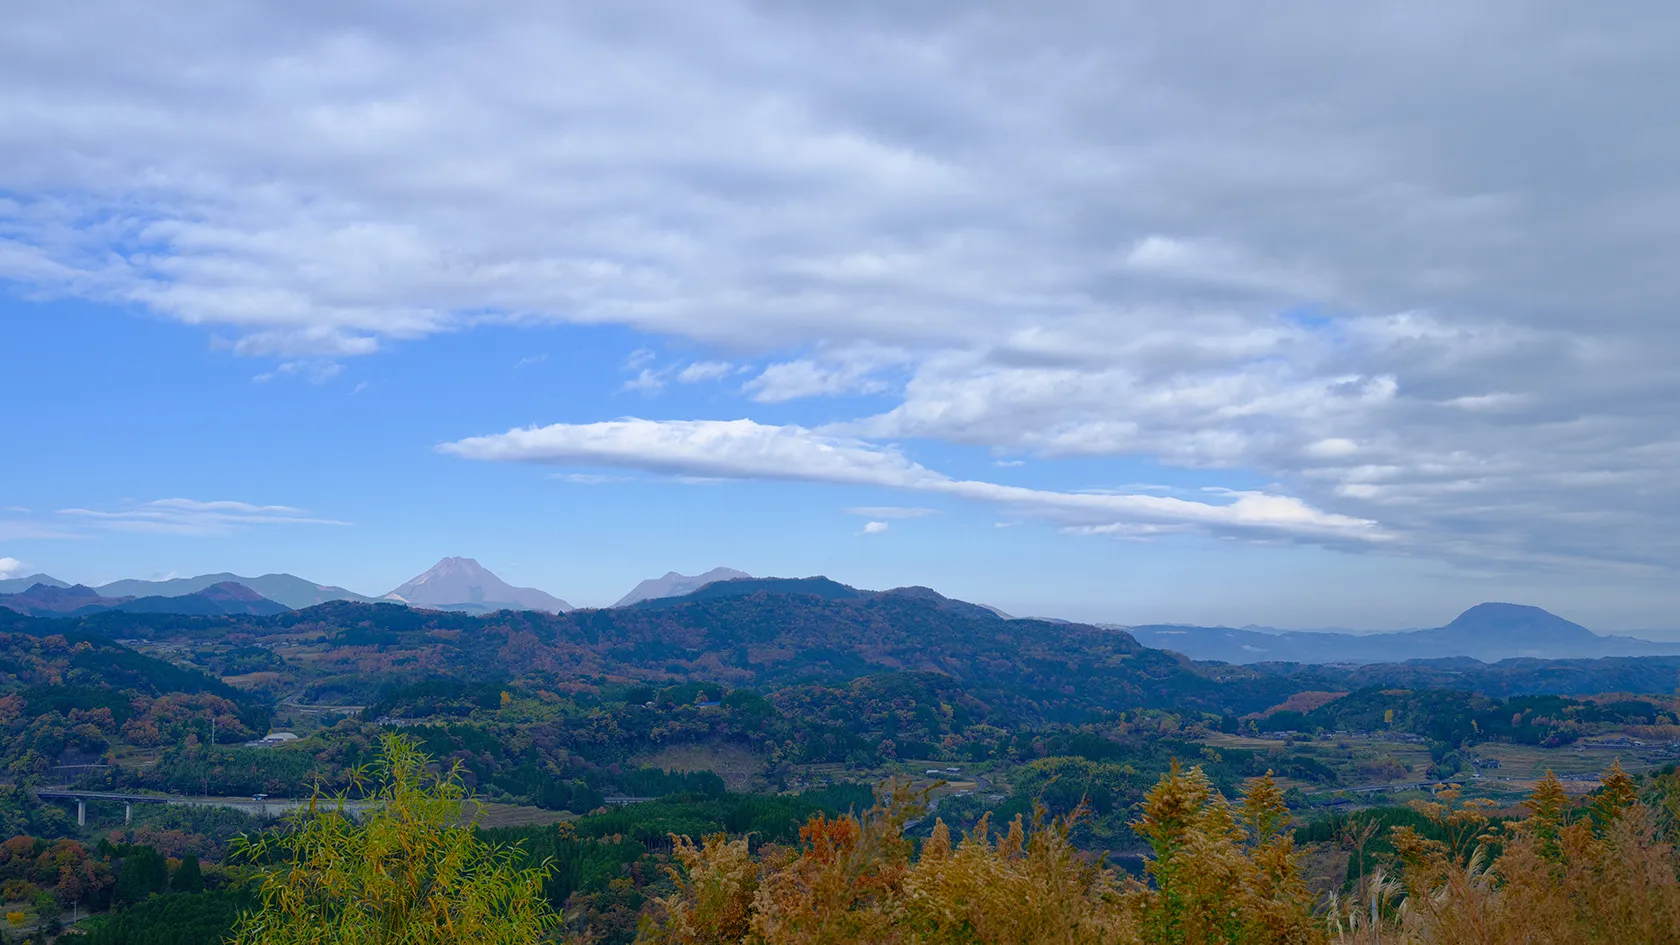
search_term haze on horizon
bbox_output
[2,2,1677,632]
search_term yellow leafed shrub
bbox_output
[228,733,560,945]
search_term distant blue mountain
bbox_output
[87,581,291,617]
[1,580,291,618]
[96,572,371,609]
[629,575,865,609]
[0,573,69,595]
[624,576,1013,623]
[1128,602,1680,663]
[612,567,752,607]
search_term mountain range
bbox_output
[7,559,1676,663]
[1,560,745,616]
[1126,602,1680,664]
[96,572,373,608]
[16,575,1680,721]
[0,580,292,617]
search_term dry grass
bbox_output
[633,742,767,793]
[460,801,574,829]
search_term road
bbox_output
[35,787,378,818]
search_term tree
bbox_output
[113,846,168,906]
[229,733,559,945]
[171,852,203,893]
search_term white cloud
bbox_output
[3,2,1679,571]
[441,418,935,488]
[252,360,344,384]
[0,557,24,579]
[744,359,889,403]
[515,353,549,369]
[440,418,1382,544]
[547,472,626,485]
[677,361,734,383]
[620,369,667,394]
[861,521,889,534]
[56,499,347,536]
[846,506,937,519]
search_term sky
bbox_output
[2,2,1677,630]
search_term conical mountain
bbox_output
[1435,602,1596,646]
[386,557,571,613]
[613,567,751,607]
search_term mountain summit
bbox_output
[386,557,571,613]
[1437,602,1597,646]
[613,567,752,607]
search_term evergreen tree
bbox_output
[171,852,204,894]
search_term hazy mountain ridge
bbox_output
[0,573,69,595]
[385,556,572,613]
[0,580,292,617]
[96,572,372,609]
[0,582,121,616]
[94,580,292,617]
[1128,602,1680,663]
[612,567,752,607]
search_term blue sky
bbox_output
[2,3,1678,629]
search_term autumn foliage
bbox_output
[638,763,1680,945]
[639,769,1315,945]
[228,733,559,945]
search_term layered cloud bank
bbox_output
[5,2,1679,570]
[441,419,1381,545]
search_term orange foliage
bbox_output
[641,762,1680,945]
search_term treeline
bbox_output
[1254,686,1676,747]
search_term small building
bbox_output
[245,732,299,748]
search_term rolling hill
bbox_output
[14,577,1300,716]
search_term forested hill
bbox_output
[16,582,1303,719]
[0,607,248,702]
[15,579,1676,729]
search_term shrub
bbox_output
[227,733,559,945]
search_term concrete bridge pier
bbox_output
[125,802,132,825]
[77,800,85,827]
